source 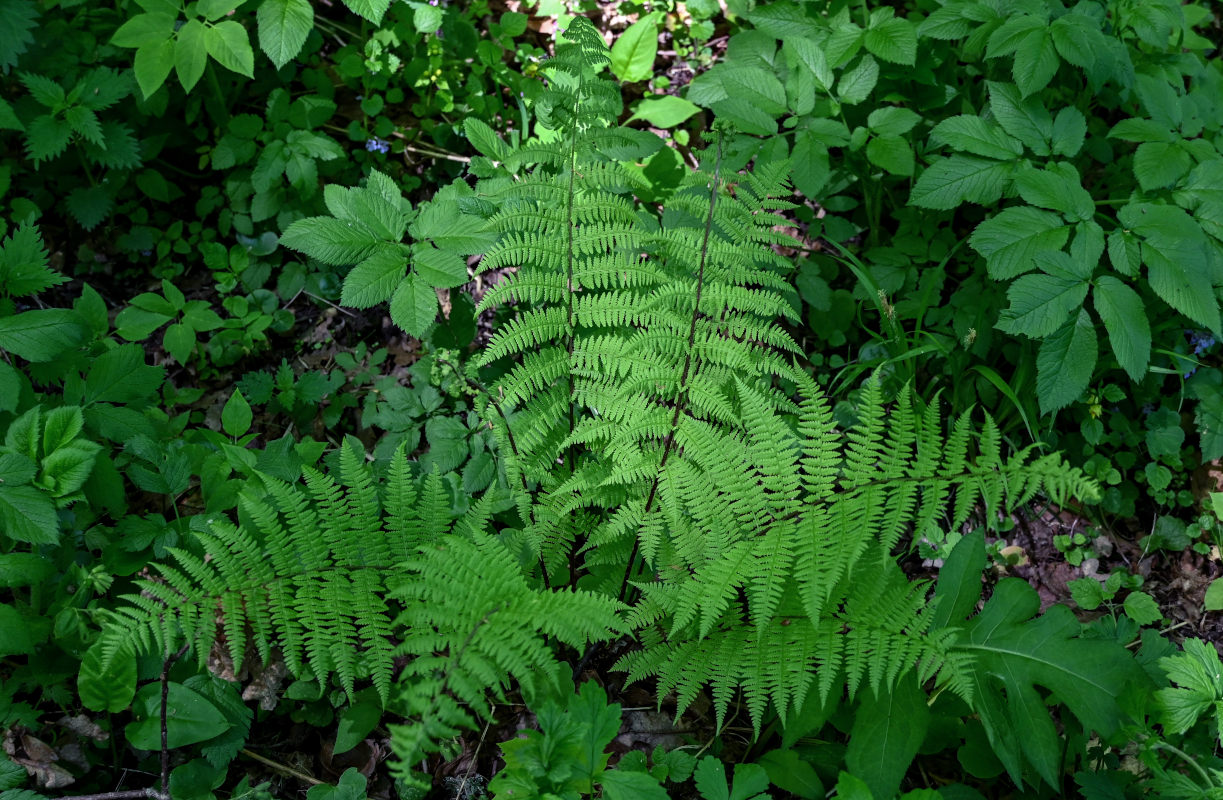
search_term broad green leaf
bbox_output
[1050,12,1100,68]
[693,757,770,800]
[863,17,916,65]
[126,682,231,749]
[341,246,406,307]
[985,14,1045,58]
[410,2,442,34]
[334,694,382,754]
[710,97,776,136]
[757,750,822,799]
[719,66,786,116]
[932,530,986,629]
[1155,639,1223,739]
[0,484,58,544]
[790,129,830,197]
[1014,164,1093,222]
[1092,276,1150,382]
[0,0,38,71]
[837,54,878,105]
[390,274,437,338]
[1108,118,1176,143]
[412,244,468,288]
[205,20,255,78]
[996,269,1089,339]
[1106,228,1140,276]
[0,98,22,131]
[970,206,1069,280]
[0,223,64,297]
[163,322,195,364]
[134,39,175,99]
[846,674,929,800]
[85,345,163,404]
[1122,591,1161,625]
[341,0,389,23]
[929,115,1023,160]
[0,603,38,656]
[1206,579,1223,612]
[79,644,137,713]
[198,0,240,20]
[0,309,86,361]
[1119,203,1220,335]
[257,0,312,69]
[987,81,1051,155]
[1133,141,1191,191]
[282,217,382,265]
[601,770,670,800]
[1135,73,1181,130]
[111,12,176,48]
[463,117,509,161]
[1036,309,1096,414]
[865,134,913,176]
[0,553,53,588]
[866,106,920,136]
[172,18,207,91]
[628,95,701,128]
[953,578,1137,786]
[221,388,252,437]
[784,37,832,93]
[1051,106,1087,157]
[610,13,660,83]
[1198,396,1223,462]
[909,155,1012,210]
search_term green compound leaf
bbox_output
[390,274,437,338]
[987,81,1051,156]
[970,206,1069,280]
[341,246,407,308]
[929,114,1023,160]
[174,19,207,92]
[111,12,176,48]
[610,12,660,83]
[1156,639,1223,741]
[1092,276,1150,382]
[865,134,914,177]
[909,155,1012,210]
[282,217,382,265]
[1011,29,1058,97]
[133,38,175,99]
[1036,309,1096,414]
[996,267,1089,339]
[863,17,916,65]
[837,54,879,105]
[205,20,255,78]
[1119,202,1220,335]
[257,0,312,69]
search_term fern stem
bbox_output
[618,135,724,604]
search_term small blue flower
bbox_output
[1190,331,1216,355]
[365,137,390,154]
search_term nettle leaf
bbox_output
[909,155,1012,210]
[1036,309,1096,414]
[0,0,38,70]
[20,72,66,109]
[1092,276,1149,382]
[970,207,1070,280]
[863,17,916,65]
[987,81,1051,156]
[0,98,22,132]
[282,217,382,265]
[24,115,72,165]
[1118,202,1220,335]
[610,12,660,83]
[205,20,255,78]
[66,185,113,230]
[929,115,1023,160]
[1133,141,1192,191]
[0,223,66,298]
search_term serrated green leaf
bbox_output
[865,134,913,176]
[282,216,382,265]
[0,223,64,297]
[463,117,508,160]
[342,0,390,23]
[1206,579,1223,612]
[0,309,86,361]
[162,322,195,364]
[1092,276,1149,382]
[866,106,920,136]
[1036,309,1096,414]
[1051,106,1086,156]
[413,244,468,288]
[257,0,312,69]
[205,20,254,78]
[784,37,832,93]
[23,115,72,165]
[1014,163,1093,221]
[1108,117,1176,143]
[1122,591,1161,625]
[987,81,1051,155]
[111,12,176,48]
[174,19,208,91]
[389,274,436,337]
[837,54,878,105]
[1198,397,1223,462]
[0,98,22,132]
[997,268,1089,339]
[970,206,1069,280]
[0,484,58,544]
[929,114,1023,160]
[134,38,175,99]
[1133,141,1192,191]
[341,246,406,307]
[0,553,53,588]
[863,17,916,65]
[1050,12,1100,69]
[0,603,39,655]
[610,12,660,83]
[198,0,240,20]
[0,0,38,70]
[1119,203,1220,335]
[790,129,829,197]
[986,14,1045,59]
[66,185,113,230]
[909,155,1012,210]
